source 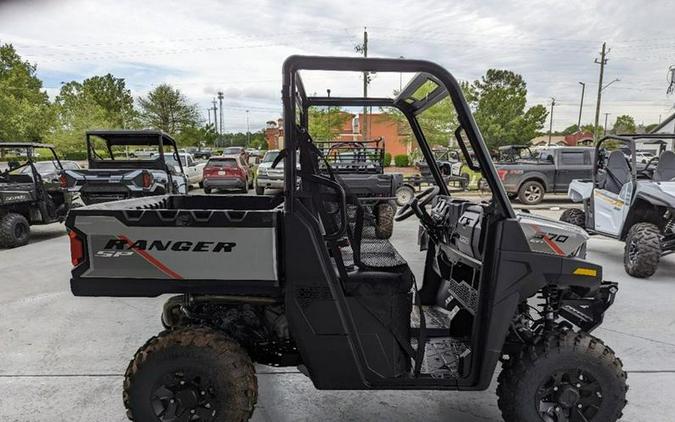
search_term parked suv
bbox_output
[254,149,284,195]
[495,146,594,204]
[203,155,251,193]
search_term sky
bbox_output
[1,0,674,133]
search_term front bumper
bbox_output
[256,176,284,189]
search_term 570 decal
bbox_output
[530,232,569,244]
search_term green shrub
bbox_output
[62,151,89,160]
[383,152,392,167]
[394,154,409,167]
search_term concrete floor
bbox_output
[1,193,674,421]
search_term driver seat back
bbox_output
[602,150,631,194]
[653,151,675,182]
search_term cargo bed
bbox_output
[67,194,284,297]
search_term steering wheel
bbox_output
[395,186,439,222]
[640,156,659,177]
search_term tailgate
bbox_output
[336,173,398,198]
[67,198,281,297]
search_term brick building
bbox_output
[264,113,410,157]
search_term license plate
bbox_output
[218,171,226,175]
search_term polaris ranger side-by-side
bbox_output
[563,134,675,278]
[0,143,73,247]
[66,56,627,422]
[62,130,188,205]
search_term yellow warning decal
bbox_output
[573,267,598,277]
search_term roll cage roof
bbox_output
[0,142,56,149]
[281,55,514,219]
[86,129,178,147]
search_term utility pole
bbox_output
[548,98,556,146]
[211,98,218,133]
[577,82,586,131]
[604,112,611,136]
[246,110,250,146]
[593,42,609,142]
[355,27,368,140]
[399,56,404,91]
[217,91,225,144]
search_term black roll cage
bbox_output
[593,133,675,188]
[281,55,514,219]
[0,143,62,190]
[85,130,183,174]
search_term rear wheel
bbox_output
[0,213,30,248]
[560,208,586,229]
[624,222,661,278]
[497,330,627,422]
[518,180,545,205]
[395,185,415,206]
[374,201,395,239]
[124,327,257,422]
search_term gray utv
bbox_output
[563,134,675,278]
[0,143,73,247]
[66,56,627,422]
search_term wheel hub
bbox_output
[151,371,217,421]
[536,368,602,421]
[555,385,580,408]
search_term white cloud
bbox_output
[1,0,674,131]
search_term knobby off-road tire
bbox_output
[0,213,30,248]
[518,180,545,205]
[375,201,395,239]
[124,327,257,422]
[559,208,586,229]
[497,330,627,422]
[624,222,661,278]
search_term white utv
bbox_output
[562,134,675,278]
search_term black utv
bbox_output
[66,56,627,422]
[0,142,73,248]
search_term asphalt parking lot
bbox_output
[1,191,674,421]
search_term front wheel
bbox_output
[497,330,627,422]
[255,185,265,195]
[560,208,586,229]
[624,222,661,278]
[0,213,31,248]
[518,180,545,205]
[374,201,395,239]
[124,327,257,422]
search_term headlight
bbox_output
[258,167,268,176]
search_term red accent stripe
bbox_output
[118,235,184,280]
[531,224,565,256]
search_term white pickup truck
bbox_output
[169,153,206,188]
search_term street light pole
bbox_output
[577,82,586,131]
[604,113,611,136]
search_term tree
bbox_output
[561,124,580,136]
[175,123,219,147]
[645,123,660,133]
[0,43,53,144]
[469,69,548,149]
[613,114,636,134]
[308,107,350,140]
[137,84,200,135]
[57,74,136,128]
[581,124,603,140]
